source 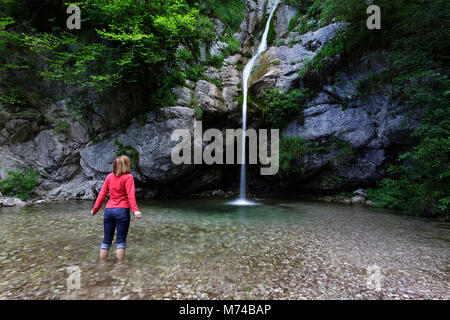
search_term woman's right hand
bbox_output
[134,211,142,219]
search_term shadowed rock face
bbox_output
[278,51,423,190]
[80,107,196,183]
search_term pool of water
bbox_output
[0,199,448,299]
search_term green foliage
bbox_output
[330,137,354,162]
[185,65,205,82]
[193,105,203,120]
[287,38,302,48]
[261,88,314,128]
[114,139,139,168]
[369,77,450,218]
[206,53,224,69]
[0,0,217,112]
[0,166,39,200]
[52,119,71,134]
[278,136,328,185]
[199,0,245,36]
[222,36,241,57]
[283,0,314,13]
[288,13,300,32]
[267,16,276,46]
[0,17,34,108]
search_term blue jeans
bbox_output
[101,208,130,250]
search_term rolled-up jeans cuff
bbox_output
[116,243,126,249]
[101,242,111,250]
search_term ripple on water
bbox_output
[0,199,448,300]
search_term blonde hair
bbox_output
[113,155,131,177]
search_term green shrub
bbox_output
[185,65,204,82]
[114,139,139,168]
[200,0,246,36]
[267,17,276,46]
[223,36,241,57]
[53,119,70,134]
[261,88,314,128]
[288,13,300,32]
[193,105,203,120]
[278,136,328,185]
[206,53,224,69]
[0,166,39,200]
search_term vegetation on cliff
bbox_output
[283,0,449,218]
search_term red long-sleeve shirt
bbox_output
[92,173,139,213]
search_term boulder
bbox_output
[1,196,27,207]
[194,80,227,114]
[80,106,196,183]
[47,175,103,200]
[351,195,366,204]
[5,119,39,143]
[353,189,368,198]
[171,86,192,107]
[283,104,375,148]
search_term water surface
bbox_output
[0,199,448,299]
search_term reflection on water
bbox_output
[0,199,448,299]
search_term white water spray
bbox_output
[232,0,280,206]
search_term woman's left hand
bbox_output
[91,210,95,216]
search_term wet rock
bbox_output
[353,189,367,198]
[0,196,26,207]
[277,50,423,191]
[68,122,89,144]
[350,195,365,204]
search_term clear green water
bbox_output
[0,199,448,299]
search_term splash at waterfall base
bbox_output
[170,121,279,176]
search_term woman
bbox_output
[91,155,142,264]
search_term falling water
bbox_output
[232,0,280,206]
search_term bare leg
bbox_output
[100,249,109,262]
[116,248,125,264]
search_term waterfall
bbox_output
[233,0,280,206]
